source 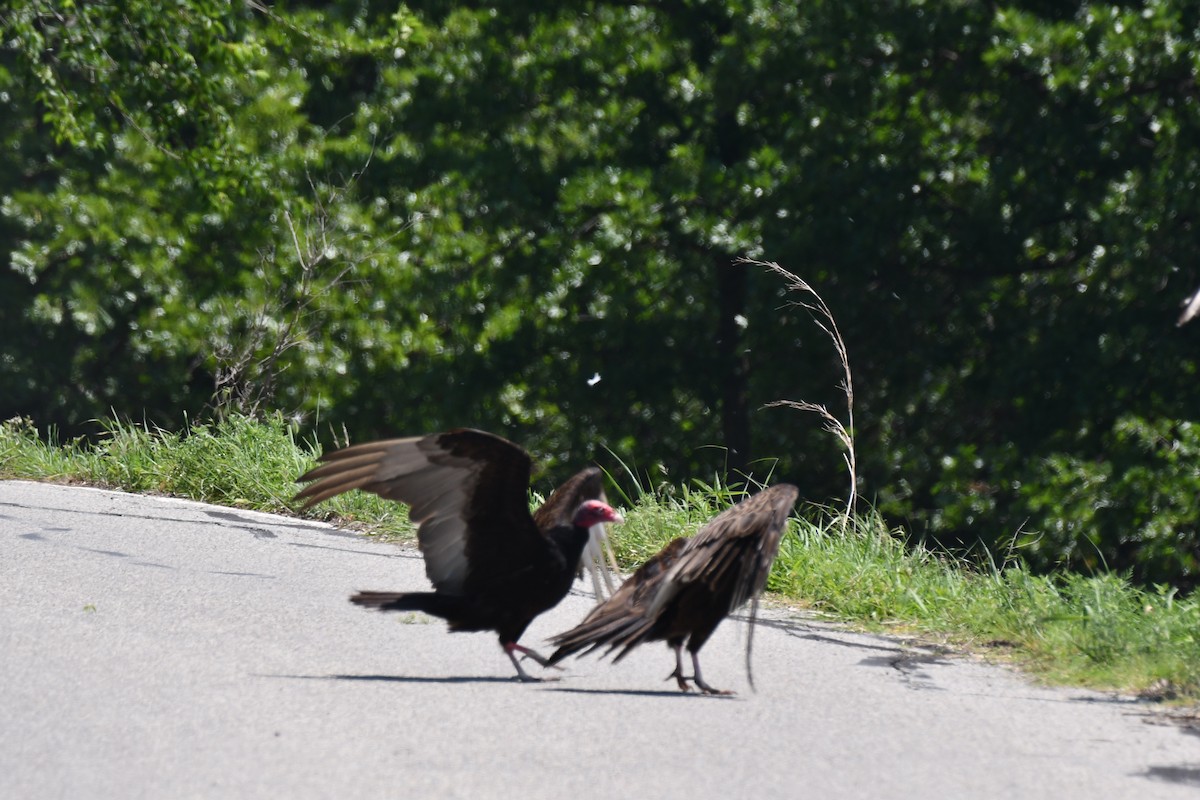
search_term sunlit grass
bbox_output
[775,511,1200,698]
[0,414,412,536]
[2,413,1198,701]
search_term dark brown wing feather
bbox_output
[533,467,605,529]
[655,483,800,616]
[548,484,799,672]
[294,428,539,595]
[548,536,688,663]
[534,466,618,598]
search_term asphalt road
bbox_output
[2,479,1197,799]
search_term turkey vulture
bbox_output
[548,483,798,694]
[293,428,623,681]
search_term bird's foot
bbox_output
[667,668,734,695]
[688,653,735,695]
[693,677,735,696]
[513,672,561,683]
[511,644,564,671]
[505,642,563,681]
[665,666,693,693]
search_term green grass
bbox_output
[3,413,1198,701]
[776,514,1200,697]
[0,414,410,535]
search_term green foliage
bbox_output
[603,476,761,569]
[1022,417,1200,584]
[4,1,1200,586]
[931,414,1200,586]
[987,571,1200,693]
[3,1,248,153]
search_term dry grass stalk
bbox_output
[740,258,858,519]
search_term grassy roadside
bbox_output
[3,413,1198,703]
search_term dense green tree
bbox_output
[4,1,1200,585]
[0,1,411,424]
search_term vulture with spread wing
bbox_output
[294,428,622,681]
[548,483,798,694]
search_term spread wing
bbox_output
[548,537,689,662]
[549,484,798,688]
[649,483,799,617]
[294,428,539,595]
[534,466,619,599]
[649,483,798,686]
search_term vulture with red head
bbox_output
[548,483,798,694]
[294,428,622,681]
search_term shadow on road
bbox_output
[260,672,519,685]
[259,673,733,696]
[1139,764,1200,788]
[547,686,736,699]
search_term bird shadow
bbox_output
[259,672,735,696]
[546,685,740,699]
[261,672,522,685]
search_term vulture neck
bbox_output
[548,523,593,566]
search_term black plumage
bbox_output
[548,484,798,694]
[294,428,622,681]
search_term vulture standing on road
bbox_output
[548,483,798,694]
[294,428,623,681]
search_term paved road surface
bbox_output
[2,480,1197,798]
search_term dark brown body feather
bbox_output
[548,483,798,694]
[294,428,619,680]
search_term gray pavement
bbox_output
[1,479,1197,799]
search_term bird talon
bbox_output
[695,680,735,696]
[513,673,561,684]
[666,668,693,692]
